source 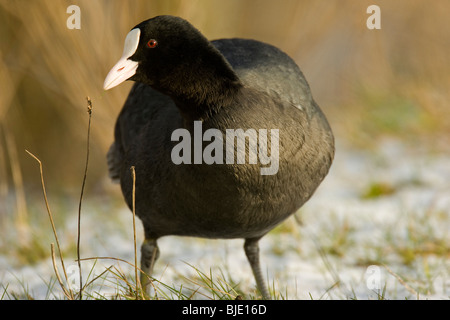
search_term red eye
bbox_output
[147,39,158,48]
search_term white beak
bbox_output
[103,28,141,90]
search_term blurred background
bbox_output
[0,0,449,284]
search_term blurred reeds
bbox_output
[1,0,450,248]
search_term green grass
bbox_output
[362,182,396,199]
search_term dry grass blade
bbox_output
[2,122,29,245]
[76,96,94,299]
[82,264,115,294]
[80,256,146,272]
[50,243,72,299]
[382,263,419,298]
[130,166,144,299]
[25,149,74,300]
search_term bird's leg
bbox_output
[244,237,271,300]
[140,238,159,296]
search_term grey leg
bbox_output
[140,238,159,295]
[244,237,271,300]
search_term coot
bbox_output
[104,15,334,299]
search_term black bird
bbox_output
[104,15,334,299]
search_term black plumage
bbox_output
[104,15,334,299]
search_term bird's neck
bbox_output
[173,78,242,121]
[157,48,242,121]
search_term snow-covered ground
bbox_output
[1,139,449,299]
